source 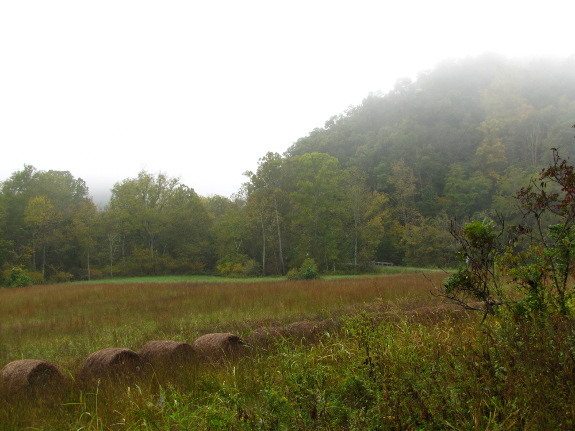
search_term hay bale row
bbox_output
[1,305,479,397]
[0,321,340,396]
[0,333,244,395]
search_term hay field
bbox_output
[0,273,445,371]
[3,272,574,430]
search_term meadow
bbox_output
[1,272,575,430]
[0,272,445,371]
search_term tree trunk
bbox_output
[108,234,114,278]
[87,249,91,281]
[41,243,46,280]
[260,213,266,275]
[275,202,285,275]
[354,230,359,269]
[353,202,360,269]
[31,232,37,271]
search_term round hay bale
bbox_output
[403,303,475,323]
[285,320,324,341]
[244,326,288,348]
[192,333,245,361]
[79,348,142,383]
[139,340,198,371]
[318,317,342,332]
[0,359,67,396]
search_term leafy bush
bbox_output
[443,218,504,316]
[3,266,33,287]
[445,148,575,318]
[285,268,300,280]
[49,271,74,283]
[114,248,207,277]
[216,253,261,277]
[287,258,320,280]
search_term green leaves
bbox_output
[286,258,320,280]
[108,171,213,275]
[462,219,497,250]
[243,152,391,275]
[3,266,33,287]
[446,149,575,318]
[443,218,504,316]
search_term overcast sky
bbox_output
[1,1,574,204]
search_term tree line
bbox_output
[0,155,391,285]
[1,54,575,285]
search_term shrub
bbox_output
[216,253,261,277]
[49,271,73,283]
[442,218,505,316]
[287,258,320,280]
[3,266,34,287]
[286,268,300,280]
[444,147,575,319]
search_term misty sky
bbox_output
[1,1,574,204]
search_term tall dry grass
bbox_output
[0,273,445,372]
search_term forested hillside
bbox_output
[1,54,574,284]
